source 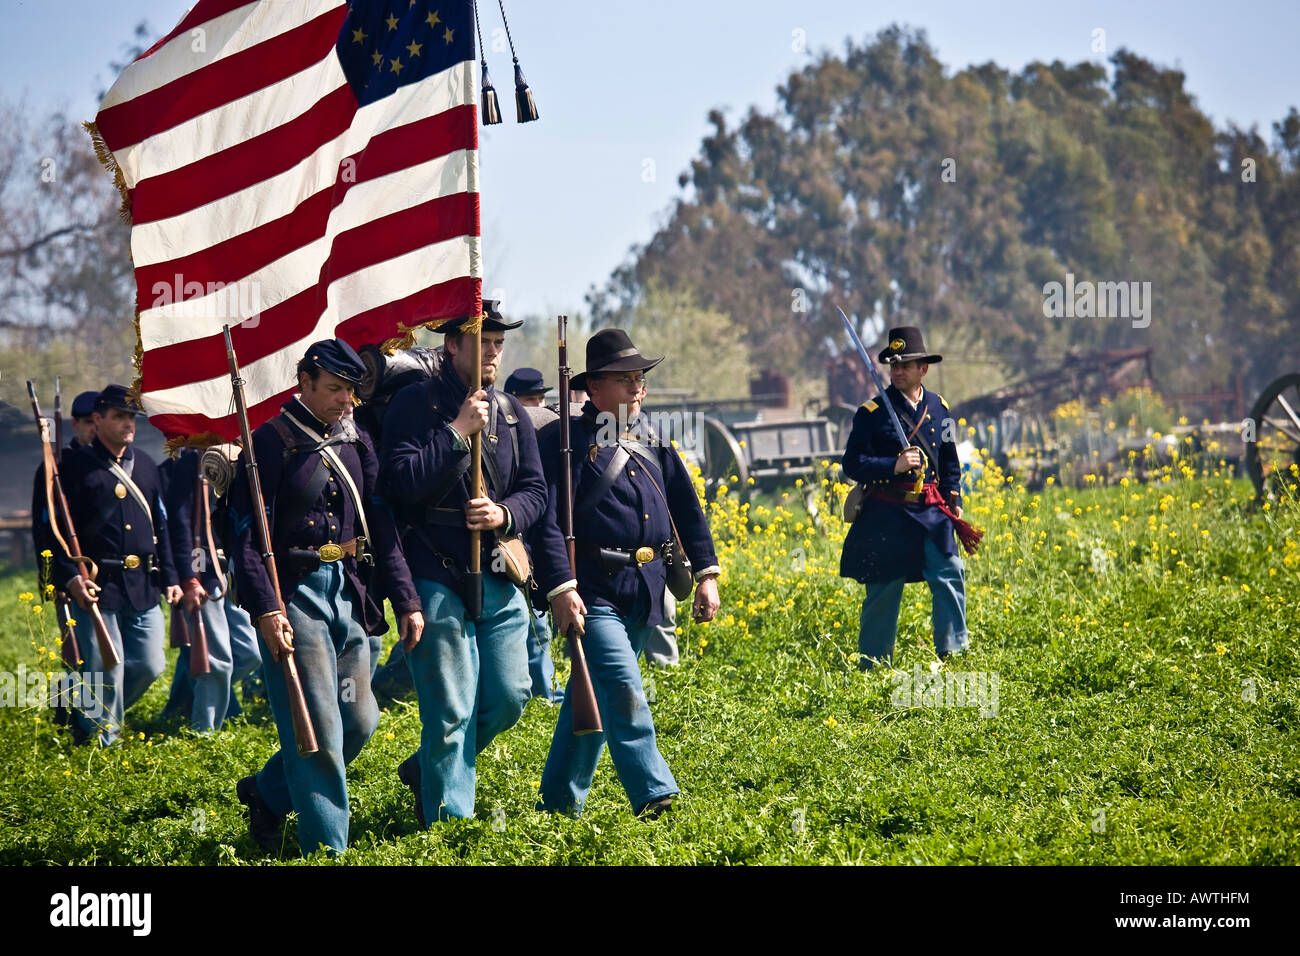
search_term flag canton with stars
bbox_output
[338,1,475,107]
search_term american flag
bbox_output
[91,0,482,441]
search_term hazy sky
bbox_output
[6,0,1298,320]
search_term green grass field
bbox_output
[1,466,1297,865]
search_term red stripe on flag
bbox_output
[149,386,296,445]
[336,274,480,346]
[135,0,265,63]
[98,6,348,151]
[133,110,478,298]
[131,85,356,226]
[141,185,477,390]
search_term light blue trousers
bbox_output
[859,537,968,667]
[166,592,262,732]
[255,563,378,856]
[538,598,678,816]
[71,604,165,746]
[406,575,531,822]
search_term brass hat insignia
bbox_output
[889,338,905,351]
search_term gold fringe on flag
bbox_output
[82,121,132,224]
[129,308,145,408]
[164,431,226,455]
[379,312,483,355]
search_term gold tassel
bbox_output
[378,314,477,355]
[82,121,132,224]
[164,431,225,455]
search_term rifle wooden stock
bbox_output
[223,327,318,756]
[558,316,602,736]
[27,381,120,669]
[187,467,212,677]
[170,603,191,648]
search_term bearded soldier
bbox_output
[382,303,548,825]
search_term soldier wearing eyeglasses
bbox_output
[531,329,721,819]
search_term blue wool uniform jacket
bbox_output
[381,358,547,591]
[228,399,419,634]
[52,438,179,612]
[840,385,962,584]
[530,403,720,628]
[164,449,226,593]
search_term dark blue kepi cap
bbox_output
[94,384,142,415]
[70,390,100,418]
[504,367,550,396]
[303,338,365,385]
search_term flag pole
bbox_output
[465,313,484,620]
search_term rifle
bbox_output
[223,326,318,756]
[557,315,602,736]
[835,306,923,495]
[169,602,191,648]
[54,376,64,464]
[26,381,121,669]
[187,464,212,677]
[57,593,81,668]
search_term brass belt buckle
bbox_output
[634,546,655,565]
[123,554,141,570]
[318,543,344,563]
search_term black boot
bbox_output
[236,775,283,851]
[397,754,425,828]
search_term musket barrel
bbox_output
[223,326,318,755]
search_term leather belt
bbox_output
[285,538,360,565]
[583,543,664,571]
[100,553,155,572]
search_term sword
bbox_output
[836,306,922,491]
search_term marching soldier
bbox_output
[53,385,182,746]
[531,329,721,818]
[382,303,547,824]
[163,447,262,732]
[229,339,423,856]
[505,367,564,703]
[839,327,974,668]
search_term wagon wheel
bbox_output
[822,403,858,452]
[699,415,749,500]
[1246,373,1300,500]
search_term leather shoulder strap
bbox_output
[575,443,630,523]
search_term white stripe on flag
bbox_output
[141,233,479,417]
[130,63,475,268]
[138,149,476,348]
[99,1,338,113]
[115,55,348,187]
